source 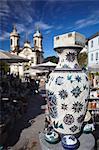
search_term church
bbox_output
[10,25,44,77]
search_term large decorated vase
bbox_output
[46,32,89,136]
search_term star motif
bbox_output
[70,125,78,132]
[72,101,83,113]
[71,86,82,98]
[61,103,68,110]
[66,52,75,62]
[75,75,81,82]
[59,89,68,99]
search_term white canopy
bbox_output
[31,61,57,71]
[24,68,48,75]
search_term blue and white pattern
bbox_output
[53,121,64,129]
[47,91,57,105]
[49,106,57,118]
[47,90,57,118]
[62,64,70,68]
[70,125,78,132]
[67,75,72,80]
[66,52,75,62]
[72,101,83,113]
[85,76,88,81]
[71,86,82,98]
[59,89,68,99]
[83,85,88,90]
[61,103,68,110]
[55,76,64,85]
[75,75,81,82]
[74,63,80,69]
[46,44,89,135]
[77,115,85,123]
[63,114,74,125]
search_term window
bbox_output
[56,36,59,40]
[11,39,12,45]
[68,33,72,37]
[91,53,93,61]
[91,40,93,47]
[34,40,36,46]
[31,57,34,63]
[96,52,98,61]
[17,39,19,45]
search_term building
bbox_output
[88,32,99,68]
[88,32,99,88]
[10,25,44,77]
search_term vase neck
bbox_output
[56,48,80,70]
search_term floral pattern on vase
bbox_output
[59,89,68,99]
[66,52,76,62]
[55,76,64,85]
[72,101,83,113]
[63,114,74,125]
[47,90,57,118]
[46,32,89,135]
[70,125,78,133]
[71,86,82,98]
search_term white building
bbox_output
[88,32,99,68]
[88,32,99,88]
[10,25,44,77]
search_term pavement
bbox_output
[5,94,46,150]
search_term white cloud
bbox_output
[16,23,26,33]
[0,31,10,41]
[74,10,99,29]
[35,21,53,30]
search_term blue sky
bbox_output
[0,0,99,58]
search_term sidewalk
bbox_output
[6,94,46,150]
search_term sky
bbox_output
[0,0,99,58]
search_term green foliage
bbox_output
[44,56,58,63]
[0,61,9,74]
[78,52,88,67]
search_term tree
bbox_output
[44,56,58,63]
[78,52,88,67]
[0,61,9,74]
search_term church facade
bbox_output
[10,25,44,77]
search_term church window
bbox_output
[11,39,13,45]
[17,39,19,45]
[34,40,37,46]
[56,36,59,40]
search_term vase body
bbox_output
[46,48,89,135]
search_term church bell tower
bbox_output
[33,27,43,64]
[10,25,20,53]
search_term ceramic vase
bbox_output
[46,32,89,136]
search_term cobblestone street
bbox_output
[6,94,46,150]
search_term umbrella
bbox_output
[24,68,48,75]
[31,61,57,71]
[0,50,29,63]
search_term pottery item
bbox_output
[61,135,80,149]
[46,32,89,136]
